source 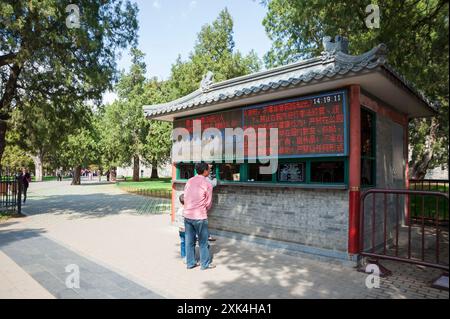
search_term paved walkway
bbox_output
[0,251,54,299]
[0,229,161,299]
[0,180,448,299]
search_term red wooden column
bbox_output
[348,85,361,254]
[171,164,176,223]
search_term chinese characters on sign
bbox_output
[243,92,346,157]
[173,91,347,161]
[175,109,241,133]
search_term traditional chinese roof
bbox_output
[143,36,436,121]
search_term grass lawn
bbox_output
[116,177,172,191]
[0,213,9,223]
[409,184,449,220]
[0,211,22,222]
[31,176,70,182]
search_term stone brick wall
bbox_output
[174,183,349,253]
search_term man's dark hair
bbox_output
[179,194,184,204]
[195,162,209,175]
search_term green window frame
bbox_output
[175,157,348,187]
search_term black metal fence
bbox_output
[0,172,22,215]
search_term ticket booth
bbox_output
[143,36,435,263]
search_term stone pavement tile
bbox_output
[0,250,54,299]
[54,288,82,299]
[0,227,164,299]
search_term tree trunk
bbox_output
[409,118,439,179]
[0,63,22,163]
[32,153,44,182]
[133,155,140,181]
[151,161,159,179]
[0,120,6,164]
[110,166,117,182]
[71,166,81,185]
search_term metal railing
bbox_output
[360,189,449,271]
[0,173,22,215]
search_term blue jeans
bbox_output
[184,218,210,269]
[179,231,186,258]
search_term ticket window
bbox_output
[178,163,195,180]
[247,162,273,182]
[310,161,345,184]
[218,164,241,181]
[277,162,306,183]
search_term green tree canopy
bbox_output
[0,0,139,160]
[1,128,33,173]
[168,8,262,98]
[100,48,150,181]
[60,115,101,185]
[7,98,91,180]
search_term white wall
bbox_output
[116,161,171,178]
[425,166,449,180]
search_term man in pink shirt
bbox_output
[183,162,215,270]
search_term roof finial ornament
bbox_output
[200,71,214,92]
[321,35,349,61]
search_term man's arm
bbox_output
[204,183,213,211]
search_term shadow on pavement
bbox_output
[0,228,48,249]
[23,193,168,219]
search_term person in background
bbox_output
[21,168,31,203]
[206,163,217,242]
[177,194,187,263]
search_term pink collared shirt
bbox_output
[183,175,213,220]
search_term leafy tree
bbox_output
[168,8,262,97]
[96,103,124,181]
[262,0,449,178]
[0,0,139,162]
[141,79,173,178]
[1,130,34,173]
[60,118,101,185]
[7,99,90,181]
[102,48,150,181]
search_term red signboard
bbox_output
[174,109,241,133]
[243,92,346,157]
[173,91,347,159]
